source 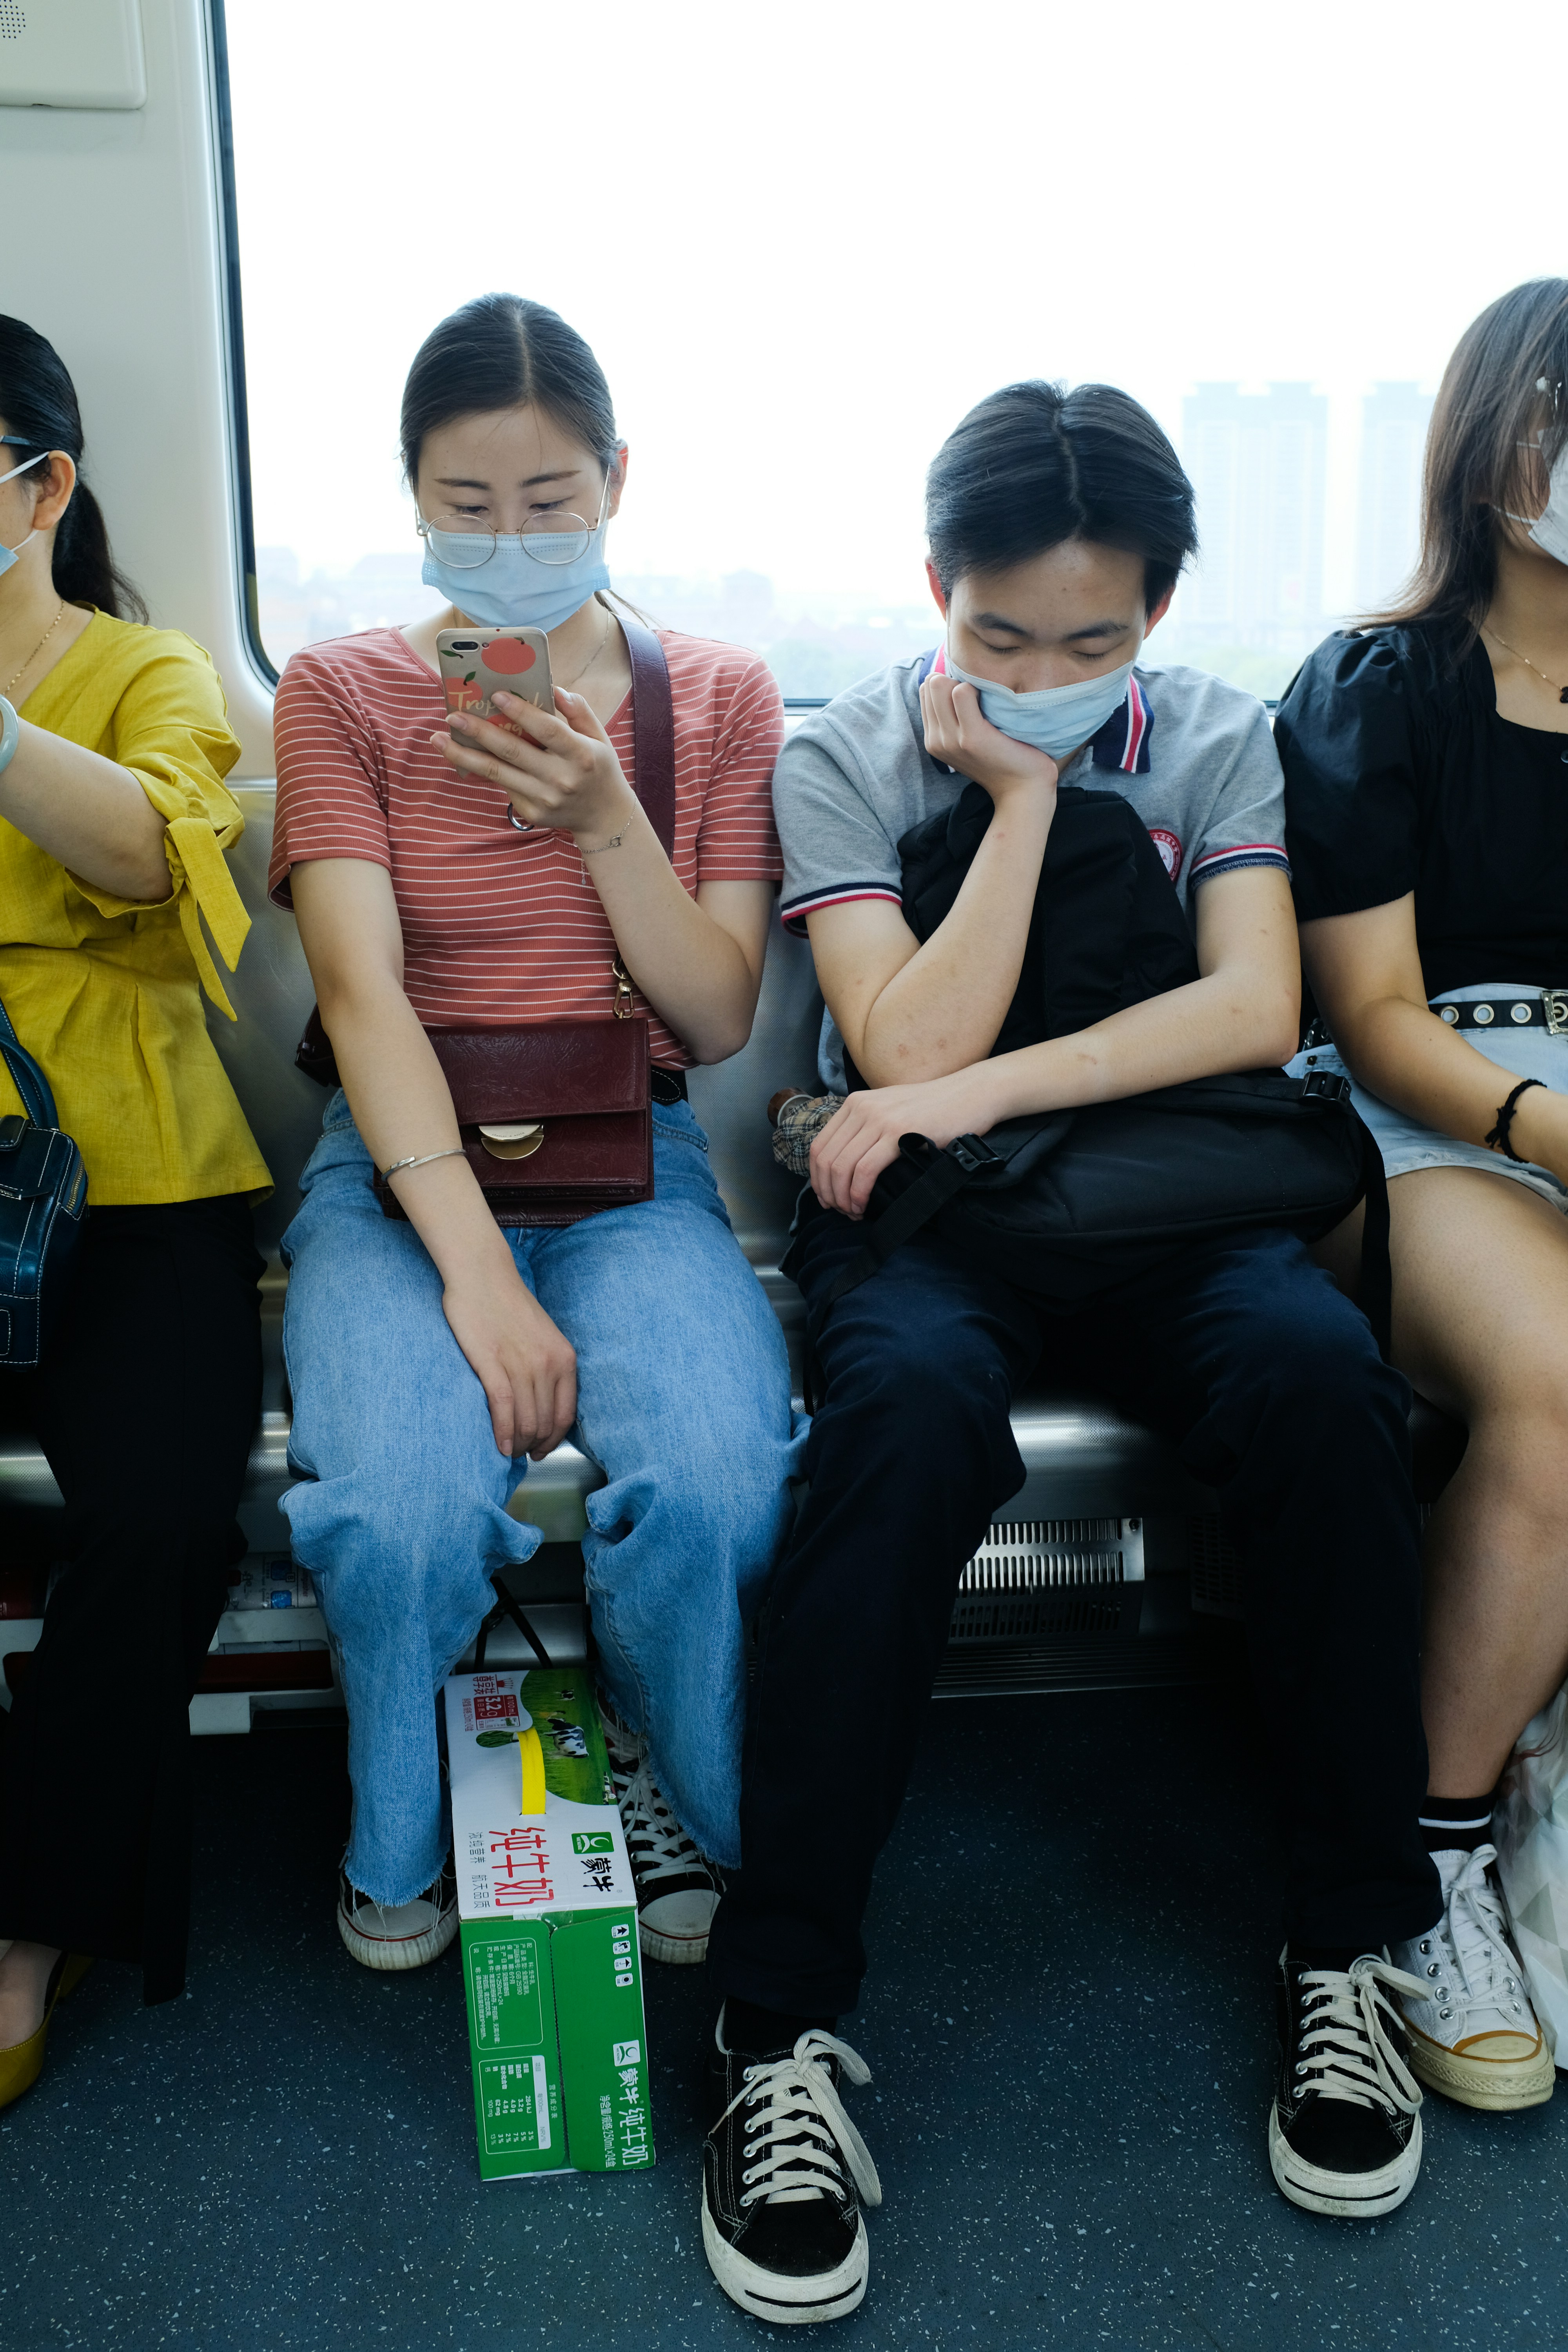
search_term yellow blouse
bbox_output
[0,610,271,1205]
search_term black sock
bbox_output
[722,1997,838,2055]
[1419,1793,1495,1855]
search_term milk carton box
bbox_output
[444,1667,654,2181]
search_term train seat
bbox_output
[0,786,1465,1726]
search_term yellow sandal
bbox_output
[0,1951,93,2111]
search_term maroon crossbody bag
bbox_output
[295,606,679,1229]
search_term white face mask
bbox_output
[0,449,42,579]
[1521,446,1568,570]
[940,641,1139,761]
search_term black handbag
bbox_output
[0,990,89,1367]
[810,780,1389,1348]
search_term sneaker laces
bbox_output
[1426,1844,1531,2020]
[607,1735,710,1891]
[1293,1954,1426,2117]
[719,2029,884,2212]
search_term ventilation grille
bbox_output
[949,1517,1143,1642]
[0,4,24,38]
[1189,1514,1245,1619]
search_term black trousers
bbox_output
[708,1207,1443,2019]
[0,1197,263,2003]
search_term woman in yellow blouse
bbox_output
[0,316,269,2106]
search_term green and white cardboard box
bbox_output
[443,1666,654,2181]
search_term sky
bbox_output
[225,0,1563,614]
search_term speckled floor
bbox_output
[3,1681,1565,2352]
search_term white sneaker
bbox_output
[602,1714,720,1965]
[1391,1845,1555,2111]
[336,1857,458,1971]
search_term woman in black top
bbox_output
[1276,278,1568,2116]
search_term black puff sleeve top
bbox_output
[1275,624,1568,999]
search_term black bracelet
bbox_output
[1484,1077,1546,1162]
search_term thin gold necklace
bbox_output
[556,605,615,693]
[4,601,67,701]
[1482,621,1568,705]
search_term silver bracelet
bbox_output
[579,824,628,857]
[0,695,18,779]
[381,1146,466,1180]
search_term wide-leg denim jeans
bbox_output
[279,1091,804,1906]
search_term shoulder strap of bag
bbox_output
[612,602,676,858]
[0,990,59,1129]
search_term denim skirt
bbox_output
[1285,982,1568,1214]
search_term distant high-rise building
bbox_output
[1180,383,1328,653]
[1356,382,1433,613]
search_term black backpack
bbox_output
[815,780,1388,1342]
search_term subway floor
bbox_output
[2,1678,1565,2352]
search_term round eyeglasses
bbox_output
[416,471,613,570]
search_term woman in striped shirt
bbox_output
[270,295,803,1974]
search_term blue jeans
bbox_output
[279,1092,805,1904]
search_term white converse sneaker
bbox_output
[1391,1845,1555,2112]
[336,1856,457,1971]
[602,1715,720,1964]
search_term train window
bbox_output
[220,2,1559,704]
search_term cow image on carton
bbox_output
[444,1668,654,2181]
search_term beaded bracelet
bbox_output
[1484,1078,1545,1163]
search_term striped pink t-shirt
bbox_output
[269,624,785,1070]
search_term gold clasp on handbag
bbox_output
[611,958,635,1019]
[1544,991,1568,1036]
[478,1122,545,1161]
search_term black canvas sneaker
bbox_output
[1270,1947,1426,2217]
[702,2006,882,2325]
[336,1854,457,1971]
[603,1713,721,1964]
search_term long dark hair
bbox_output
[0,315,146,623]
[399,293,620,489]
[926,380,1199,610]
[1366,278,1568,651]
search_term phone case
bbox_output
[436,627,554,723]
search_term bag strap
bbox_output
[1355,1115,1393,1363]
[612,601,676,858]
[0,990,59,1129]
[816,1131,1002,1316]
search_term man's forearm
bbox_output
[970,964,1299,1127]
[848,795,1054,1083]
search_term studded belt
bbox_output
[1434,991,1568,1034]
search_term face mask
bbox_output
[418,468,616,632]
[0,449,42,580]
[941,642,1138,761]
[1523,446,1568,570]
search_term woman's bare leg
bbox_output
[1374,1167,1568,1795]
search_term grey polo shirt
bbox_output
[774,655,1290,1087]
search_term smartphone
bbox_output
[435,626,554,726]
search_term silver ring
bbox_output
[506,804,532,833]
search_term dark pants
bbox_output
[708,1207,1441,2019]
[0,1196,263,2003]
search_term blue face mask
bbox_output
[0,448,43,580]
[418,468,615,632]
[942,643,1138,762]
